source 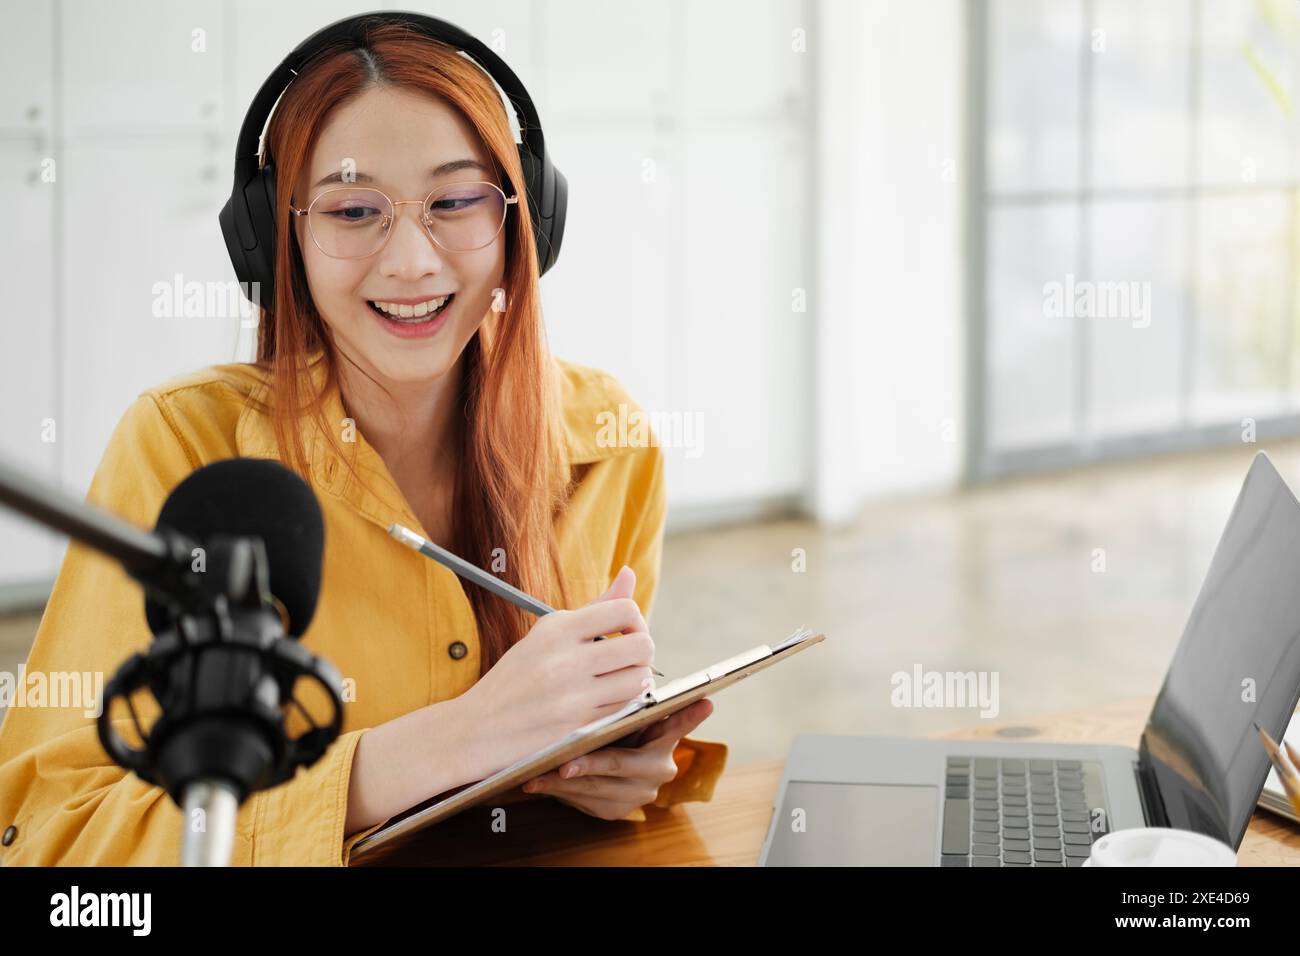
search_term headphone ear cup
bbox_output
[515,145,543,267]
[517,145,564,277]
[218,193,251,290]
[541,162,567,277]
[243,165,278,308]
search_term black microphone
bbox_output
[143,458,325,637]
[96,458,343,865]
[0,454,344,865]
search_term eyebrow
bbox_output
[311,158,488,189]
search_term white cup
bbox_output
[1084,827,1236,866]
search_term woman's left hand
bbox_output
[521,698,714,820]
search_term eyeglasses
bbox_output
[290,180,519,259]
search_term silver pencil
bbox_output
[388,523,664,677]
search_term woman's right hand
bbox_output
[455,566,656,778]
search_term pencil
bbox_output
[388,522,664,677]
[1284,739,1300,778]
[1254,721,1300,817]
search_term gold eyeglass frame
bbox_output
[290,180,520,258]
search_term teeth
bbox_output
[370,295,450,317]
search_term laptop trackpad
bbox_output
[766,781,938,866]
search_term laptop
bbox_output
[760,451,1300,866]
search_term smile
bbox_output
[365,293,456,339]
[367,294,454,321]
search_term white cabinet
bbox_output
[541,122,678,419]
[681,0,806,120]
[540,0,810,514]
[61,0,227,135]
[0,0,53,132]
[0,139,59,588]
[678,123,809,505]
[543,0,674,121]
[59,137,241,497]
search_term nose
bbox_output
[376,202,445,280]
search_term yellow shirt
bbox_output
[0,354,727,865]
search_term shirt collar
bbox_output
[234,353,393,531]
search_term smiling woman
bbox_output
[0,14,725,867]
[259,23,572,674]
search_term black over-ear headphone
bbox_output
[218,10,567,310]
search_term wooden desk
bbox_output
[356,698,1300,866]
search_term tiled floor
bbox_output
[3,439,1295,767]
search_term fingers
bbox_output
[524,759,674,800]
[561,744,678,782]
[588,630,655,675]
[517,701,711,820]
[522,744,676,800]
[591,665,656,707]
[551,598,647,643]
[636,698,714,747]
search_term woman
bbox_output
[0,21,724,866]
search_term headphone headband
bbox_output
[219,10,567,311]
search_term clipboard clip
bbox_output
[640,626,816,704]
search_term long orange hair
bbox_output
[252,20,572,674]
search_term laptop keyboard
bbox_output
[940,757,1109,867]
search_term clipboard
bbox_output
[349,625,824,860]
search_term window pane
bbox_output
[981,0,1300,474]
[1198,0,1300,187]
[1085,199,1188,436]
[1192,193,1293,424]
[1091,0,1191,189]
[988,0,1083,193]
[987,204,1080,450]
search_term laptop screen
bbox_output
[1140,452,1300,848]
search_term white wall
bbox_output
[812,0,967,524]
[534,0,812,525]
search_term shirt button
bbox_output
[448,641,468,661]
[1,825,15,846]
